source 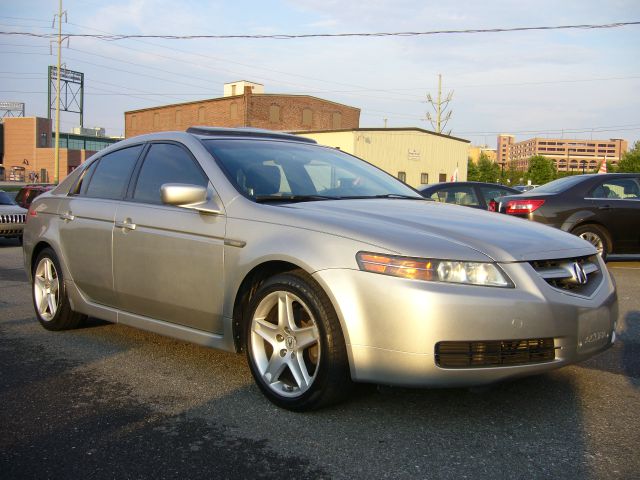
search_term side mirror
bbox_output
[160,183,221,214]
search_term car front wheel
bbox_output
[32,248,86,330]
[245,271,351,411]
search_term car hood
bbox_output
[0,204,27,214]
[281,199,595,262]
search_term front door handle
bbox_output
[59,212,75,221]
[115,219,137,230]
[598,205,612,210]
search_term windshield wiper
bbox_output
[254,194,334,203]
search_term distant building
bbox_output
[124,81,360,138]
[296,128,470,188]
[468,145,497,163]
[497,134,628,172]
[0,117,119,182]
[497,134,515,165]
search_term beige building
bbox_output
[296,128,470,187]
[125,81,360,138]
[468,145,497,163]
[497,134,628,172]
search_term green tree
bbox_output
[617,141,640,172]
[527,155,556,185]
[476,152,500,183]
[467,157,479,181]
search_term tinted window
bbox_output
[70,160,99,196]
[85,146,143,200]
[532,175,587,194]
[133,143,208,204]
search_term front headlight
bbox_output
[356,252,513,288]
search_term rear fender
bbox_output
[560,210,599,232]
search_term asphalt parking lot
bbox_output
[1,237,639,479]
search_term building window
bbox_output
[439,173,447,182]
[131,115,137,130]
[153,113,159,128]
[198,106,206,123]
[302,108,312,126]
[397,171,406,182]
[332,112,342,129]
[175,110,182,125]
[230,102,238,119]
[231,84,237,96]
[421,173,429,184]
[269,104,281,123]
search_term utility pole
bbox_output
[425,74,453,134]
[52,0,66,185]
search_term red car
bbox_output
[14,184,54,209]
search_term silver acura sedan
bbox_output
[23,127,617,411]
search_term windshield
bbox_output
[202,139,422,201]
[0,191,15,205]
[532,175,588,194]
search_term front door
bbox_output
[112,142,226,333]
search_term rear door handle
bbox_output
[598,205,612,210]
[115,220,136,230]
[59,212,75,221]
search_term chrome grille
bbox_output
[435,338,557,368]
[530,255,601,296]
[0,213,26,224]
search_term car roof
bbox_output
[186,126,317,144]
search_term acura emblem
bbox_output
[572,262,588,285]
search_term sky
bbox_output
[1,0,639,149]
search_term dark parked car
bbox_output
[496,173,640,258]
[419,181,520,211]
[14,184,54,209]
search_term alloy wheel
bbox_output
[34,257,60,321]
[579,231,604,255]
[250,290,321,398]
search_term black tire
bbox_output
[32,247,86,331]
[572,224,611,260]
[245,270,352,411]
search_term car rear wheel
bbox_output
[572,224,611,260]
[245,271,351,411]
[32,248,86,331]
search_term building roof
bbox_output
[294,127,470,144]
[125,93,360,115]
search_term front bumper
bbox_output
[0,222,25,238]
[313,257,617,387]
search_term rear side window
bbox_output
[133,143,208,204]
[429,186,480,207]
[591,178,640,200]
[85,146,143,200]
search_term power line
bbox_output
[0,21,638,41]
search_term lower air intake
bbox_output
[435,338,556,368]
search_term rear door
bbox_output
[112,142,227,333]
[587,176,640,253]
[57,144,143,306]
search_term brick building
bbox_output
[0,117,119,183]
[125,81,360,138]
[497,134,628,172]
